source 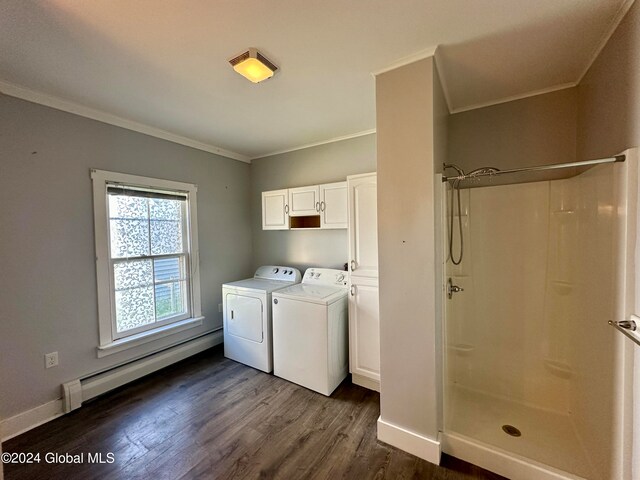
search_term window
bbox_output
[91,170,202,356]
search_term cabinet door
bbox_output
[320,182,347,229]
[288,185,320,216]
[348,174,378,278]
[349,278,380,382]
[262,189,289,230]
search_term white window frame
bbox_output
[91,169,203,357]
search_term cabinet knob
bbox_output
[350,285,356,296]
[350,260,357,271]
[315,201,320,212]
[320,201,326,212]
[284,205,289,214]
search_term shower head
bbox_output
[467,166,501,177]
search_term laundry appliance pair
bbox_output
[222,266,348,395]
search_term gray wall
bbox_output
[448,87,578,181]
[250,136,376,273]
[376,57,441,446]
[576,2,640,476]
[577,1,640,160]
[0,95,253,419]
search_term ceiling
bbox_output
[0,0,632,161]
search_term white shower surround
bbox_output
[441,148,638,480]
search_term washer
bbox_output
[223,265,301,372]
[272,268,348,396]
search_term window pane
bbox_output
[115,286,155,332]
[154,257,183,282]
[155,281,186,320]
[149,198,184,255]
[149,198,182,220]
[114,259,154,333]
[150,219,183,255]
[110,219,150,258]
[109,195,150,258]
[114,259,153,290]
[109,195,147,219]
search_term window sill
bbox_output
[97,316,204,358]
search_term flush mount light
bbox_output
[229,48,278,83]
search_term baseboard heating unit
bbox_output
[63,331,222,412]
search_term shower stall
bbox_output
[439,149,638,480]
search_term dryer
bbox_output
[272,268,348,396]
[223,266,301,372]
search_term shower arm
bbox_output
[442,155,625,182]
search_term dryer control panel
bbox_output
[254,265,302,283]
[303,268,348,287]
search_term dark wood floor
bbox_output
[3,346,505,480]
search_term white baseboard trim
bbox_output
[377,416,441,464]
[0,399,64,442]
[351,373,380,392]
[1,331,222,442]
[441,432,585,480]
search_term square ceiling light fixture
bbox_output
[229,48,278,83]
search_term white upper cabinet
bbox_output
[348,173,378,278]
[320,181,348,229]
[261,181,348,230]
[288,185,320,216]
[262,189,289,230]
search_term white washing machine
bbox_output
[272,268,349,396]
[223,265,301,372]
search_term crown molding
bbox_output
[371,45,439,77]
[252,129,376,160]
[450,82,577,114]
[0,80,251,163]
[577,0,636,83]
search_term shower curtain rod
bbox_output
[442,154,626,182]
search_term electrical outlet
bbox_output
[45,352,58,369]
[218,303,223,313]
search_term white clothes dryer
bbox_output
[272,268,348,396]
[223,266,301,372]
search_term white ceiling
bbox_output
[0,0,632,160]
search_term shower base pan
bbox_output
[443,386,593,480]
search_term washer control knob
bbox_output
[337,274,345,282]
[272,268,279,274]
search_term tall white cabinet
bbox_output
[347,172,380,391]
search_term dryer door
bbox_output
[225,293,264,343]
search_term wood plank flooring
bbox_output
[3,346,506,480]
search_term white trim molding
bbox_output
[441,432,584,480]
[1,331,222,442]
[0,80,250,163]
[90,169,204,354]
[371,46,439,77]
[96,316,204,357]
[253,129,376,160]
[0,400,65,443]
[576,0,636,84]
[450,82,577,114]
[377,416,441,464]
